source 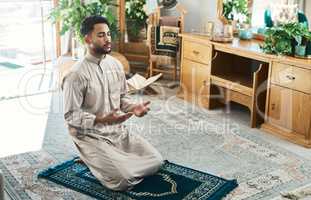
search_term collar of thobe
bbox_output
[85,53,107,65]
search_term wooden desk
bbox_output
[179,33,311,148]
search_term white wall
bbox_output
[162,0,311,32]
[162,0,221,32]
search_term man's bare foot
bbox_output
[74,158,85,164]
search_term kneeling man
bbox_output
[62,16,163,191]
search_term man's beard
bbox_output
[93,44,111,55]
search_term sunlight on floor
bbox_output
[0,61,57,158]
[0,92,52,158]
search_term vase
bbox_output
[295,45,306,57]
[306,40,311,58]
[239,28,253,40]
[224,25,233,38]
[291,39,298,56]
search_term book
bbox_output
[127,73,162,92]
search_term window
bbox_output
[0,0,55,65]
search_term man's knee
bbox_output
[108,176,142,191]
[154,151,164,169]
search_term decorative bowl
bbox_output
[239,29,253,40]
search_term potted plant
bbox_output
[125,0,148,42]
[282,22,310,56]
[49,0,119,44]
[262,22,311,57]
[261,26,292,55]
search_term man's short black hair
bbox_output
[80,16,110,36]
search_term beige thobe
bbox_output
[62,53,163,191]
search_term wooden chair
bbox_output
[146,4,187,81]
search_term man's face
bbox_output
[87,23,112,55]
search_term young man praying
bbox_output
[62,16,163,191]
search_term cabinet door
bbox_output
[180,58,209,105]
[195,62,210,107]
[268,84,311,137]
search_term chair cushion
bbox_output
[159,16,180,27]
[151,25,180,57]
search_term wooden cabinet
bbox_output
[268,85,311,136]
[179,38,211,107]
[262,63,311,147]
[180,58,210,107]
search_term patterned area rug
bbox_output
[38,157,238,200]
[278,183,311,200]
[2,89,311,199]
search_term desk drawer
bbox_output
[271,62,311,94]
[183,40,211,64]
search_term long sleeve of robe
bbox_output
[62,53,163,191]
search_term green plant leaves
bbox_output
[49,0,118,42]
[125,0,147,38]
[223,0,250,23]
[262,22,311,55]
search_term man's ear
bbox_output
[84,34,92,44]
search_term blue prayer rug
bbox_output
[38,157,238,200]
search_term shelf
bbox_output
[211,73,253,96]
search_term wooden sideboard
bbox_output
[178,33,311,148]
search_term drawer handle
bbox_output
[193,50,200,55]
[286,75,295,80]
[212,52,218,60]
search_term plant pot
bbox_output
[295,45,306,57]
[126,20,146,43]
[127,31,146,42]
[127,27,146,42]
[306,40,311,58]
[291,39,298,56]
